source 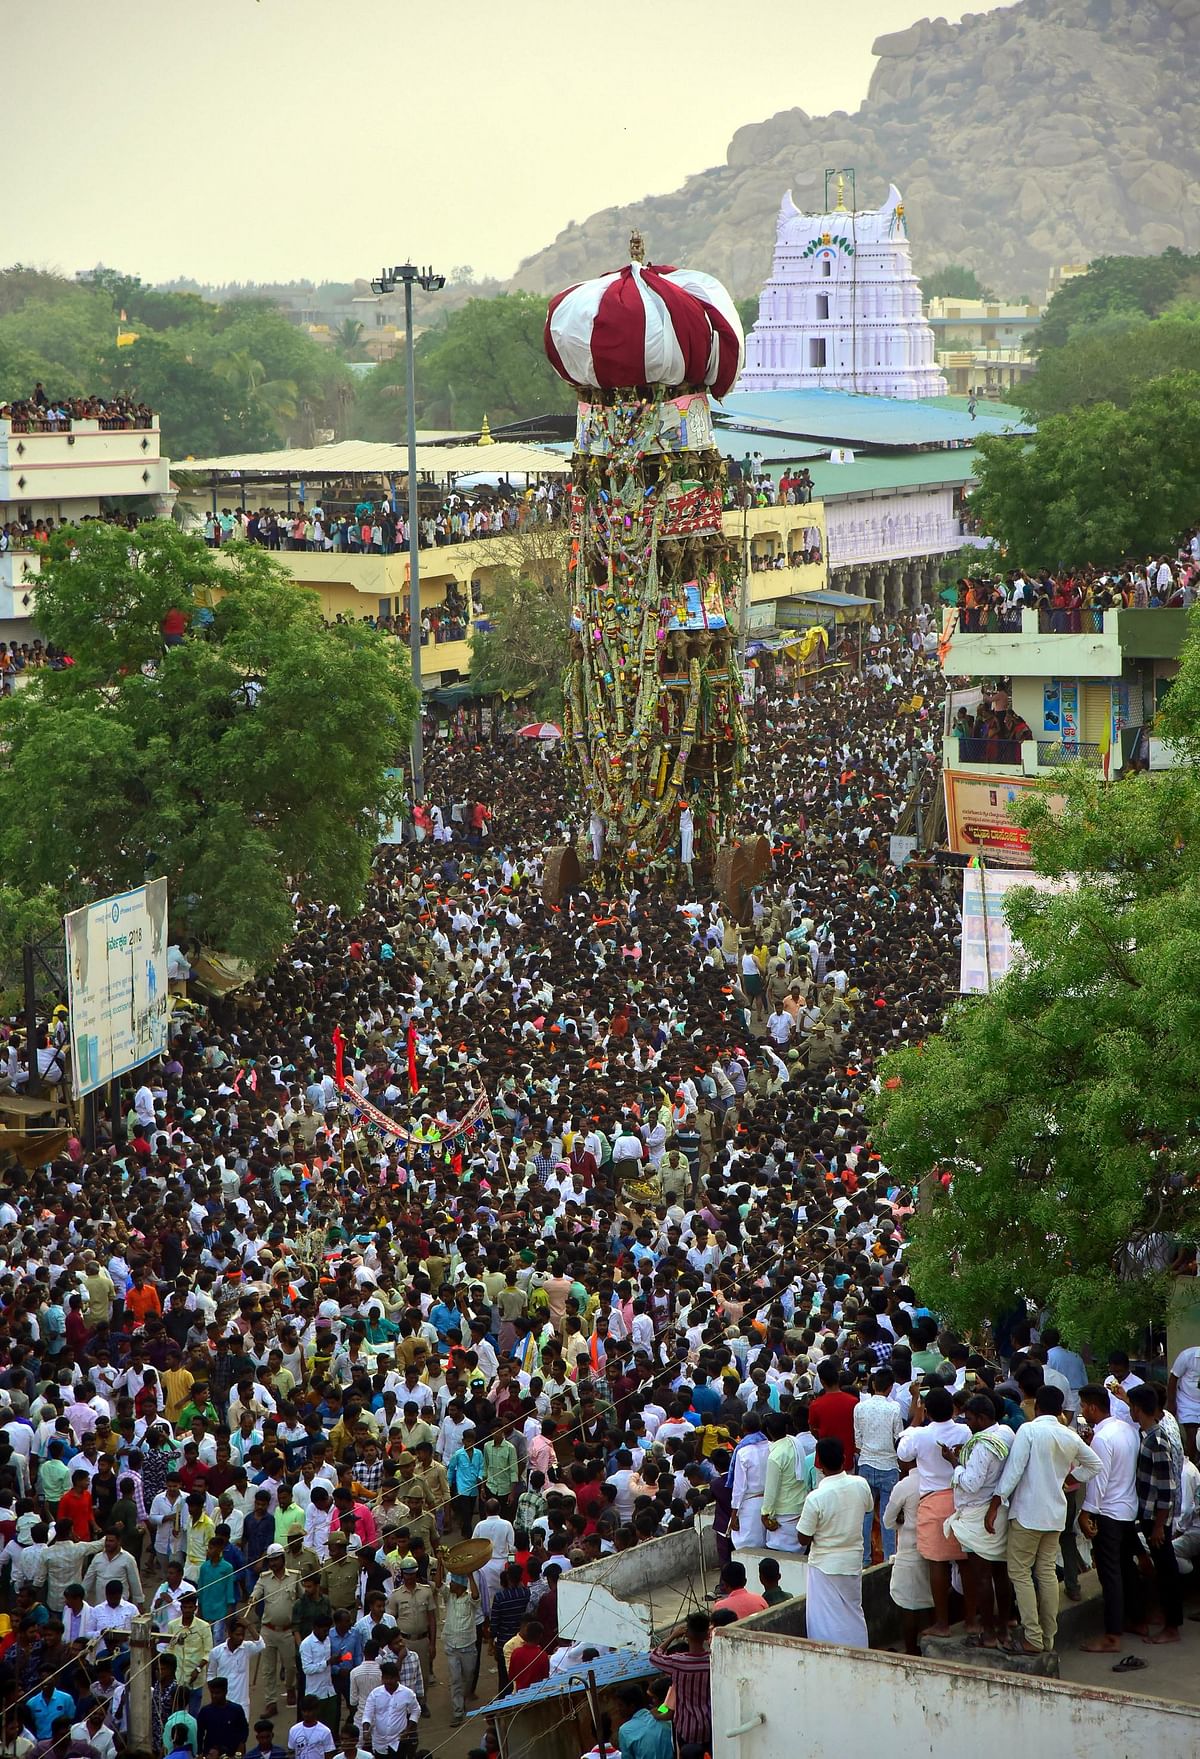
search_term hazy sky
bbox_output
[10,0,989,287]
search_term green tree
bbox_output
[334,318,367,360]
[736,294,761,334]
[872,750,1200,1351]
[0,886,64,1015]
[211,348,299,436]
[79,268,212,332]
[0,284,114,386]
[0,266,349,456]
[470,529,571,714]
[1035,248,1200,353]
[969,372,1200,569]
[0,523,417,970]
[106,332,276,458]
[922,264,997,301]
[352,293,574,438]
[1013,308,1200,420]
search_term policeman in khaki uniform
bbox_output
[320,1531,361,1616]
[413,1441,450,1529]
[248,1544,298,1713]
[386,1557,437,1699]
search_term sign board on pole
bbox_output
[889,834,917,869]
[943,770,1067,868]
[64,879,168,1098]
[959,866,1069,993]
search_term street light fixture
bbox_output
[369,263,446,802]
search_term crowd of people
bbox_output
[200,487,567,558]
[0,390,154,434]
[953,533,1200,631]
[0,610,1194,1759]
[725,455,814,510]
[0,514,144,556]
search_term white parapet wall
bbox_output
[558,1524,722,1651]
[710,1625,1200,1759]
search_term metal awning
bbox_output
[173,439,569,477]
[466,1648,657,1719]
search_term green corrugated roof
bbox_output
[807,448,982,501]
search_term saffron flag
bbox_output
[407,1022,419,1094]
[1099,713,1112,781]
[332,1027,347,1091]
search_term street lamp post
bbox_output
[370,262,445,803]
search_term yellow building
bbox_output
[925,297,1040,397]
[177,438,830,689]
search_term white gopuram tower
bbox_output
[737,177,947,400]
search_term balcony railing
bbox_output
[1037,607,1106,635]
[957,606,1024,633]
[955,736,1024,764]
[1037,740,1101,766]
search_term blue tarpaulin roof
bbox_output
[712,388,1031,448]
[466,1648,658,1719]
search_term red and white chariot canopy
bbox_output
[544,260,744,399]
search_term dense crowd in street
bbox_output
[0,611,1196,1759]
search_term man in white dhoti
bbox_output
[679,803,695,882]
[797,1438,874,1647]
[945,1395,1012,1647]
[729,1417,771,1551]
[589,811,605,864]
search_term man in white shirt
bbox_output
[286,1701,336,1759]
[1167,1344,1200,1466]
[853,1368,903,1567]
[83,1582,140,1643]
[1105,1351,1143,1427]
[796,1437,874,1646]
[361,1662,420,1754]
[895,1386,971,1635]
[987,1386,1101,1654]
[945,1396,1012,1646]
[206,1620,266,1716]
[1076,1383,1142,1653]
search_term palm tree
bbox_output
[212,349,298,436]
[334,318,367,360]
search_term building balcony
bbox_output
[944,605,1189,679]
[748,561,828,603]
[0,549,41,620]
[0,416,169,507]
[944,730,1178,778]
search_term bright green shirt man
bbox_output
[38,1455,73,1510]
[483,1437,520,1496]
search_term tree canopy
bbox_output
[469,529,571,716]
[1034,248,1200,353]
[873,659,1200,1348]
[968,371,1200,569]
[0,267,349,458]
[1012,305,1200,421]
[0,523,416,970]
[352,293,573,438]
[922,264,997,301]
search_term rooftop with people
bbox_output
[0,386,156,433]
[950,536,1200,633]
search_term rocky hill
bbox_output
[511,0,1200,300]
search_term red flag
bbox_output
[407,1022,419,1095]
[332,1027,347,1091]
